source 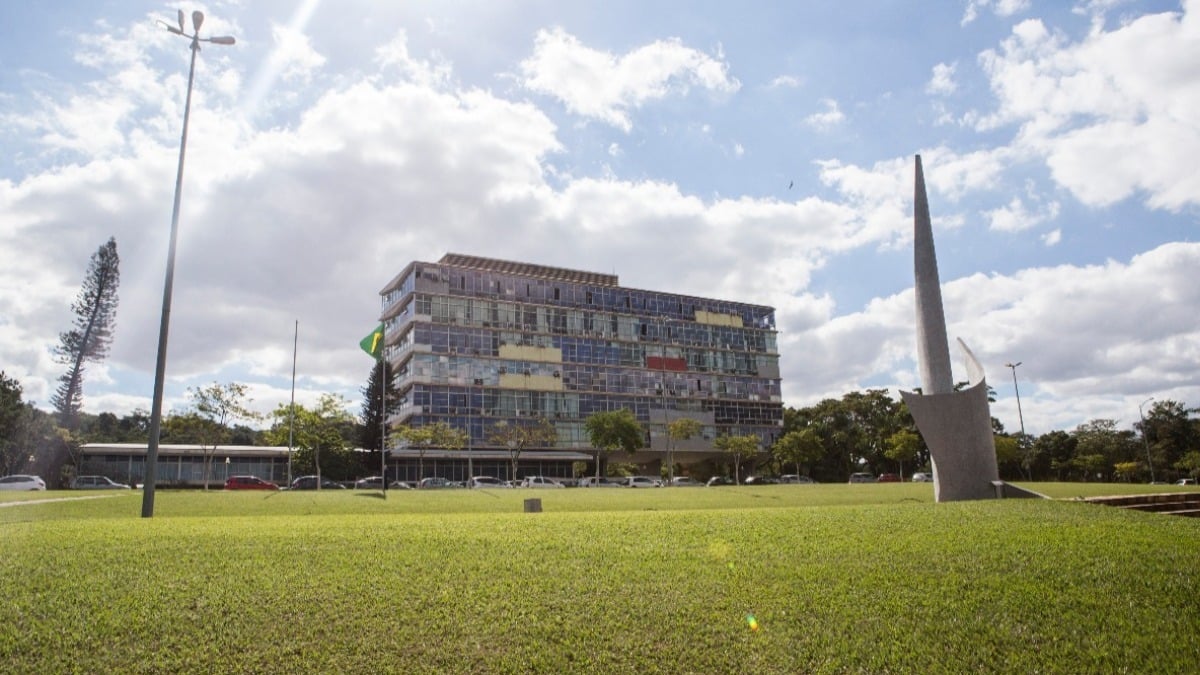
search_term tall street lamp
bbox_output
[1139,397,1157,483]
[142,10,235,518]
[1005,361,1026,438]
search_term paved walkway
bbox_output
[0,494,128,508]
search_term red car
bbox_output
[876,473,901,483]
[224,475,279,490]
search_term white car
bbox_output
[71,475,130,489]
[669,476,702,487]
[521,476,564,489]
[911,472,934,483]
[625,476,662,488]
[468,476,509,488]
[0,474,47,491]
[578,477,623,488]
[1177,478,1197,486]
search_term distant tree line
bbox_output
[3,361,1198,486]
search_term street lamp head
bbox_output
[192,10,204,32]
[177,9,185,33]
[208,36,236,45]
[1005,361,1022,369]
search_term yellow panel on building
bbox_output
[498,373,564,391]
[497,344,564,363]
[694,310,744,328]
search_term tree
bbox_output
[396,421,468,479]
[359,360,399,473]
[187,382,260,489]
[665,418,701,482]
[267,394,356,481]
[1113,461,1141,483]
[1175,451,1200,483]
[1072,419,1137,482]
[1034,430,1077,481]
[714,434,760,484]
[52,237,120,430]
[885,429,922,479]
[0,372,28,475]
[772,428,825,476]
[583,409,643,480]
[488,418,558,481]
[992,435,1020,479]
[1138,400,1199,479]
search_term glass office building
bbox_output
[378,253,782,482]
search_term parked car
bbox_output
[578,476,623,488]
[744,476,780,485]
[468,476,509,488]
[389,480,414,490]
[353,476,388,489]
[224,475,279,490]
[876,473,901,483]
[418,477,451,489]
[71,475,131,490]
[848,472,876,484]
[1177,478,1198,486]
[707,476,734,487]
[669,476,702,487]
[625,476,662,488]
[0,474,47,491]
[911,472,934,483]
[521,476,564,489]
[780,474,815,484]
[291,475,345,490]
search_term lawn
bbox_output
[2,484,1197,673]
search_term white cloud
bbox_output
[1041,228,1062,246]
[785,241,1200,433]
[926,62,958,96]
[768,74,802,89]
[983,195,1060,232]
[518,27,740,132]
[977,5,1200,210]
[963,0,1032,25]
[804,98,844,132]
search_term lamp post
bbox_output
[141,10,236,518]
[1004,362,1026,438]
[1139,397,1156,483]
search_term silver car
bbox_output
[0,474,47,491]
[71,475,130,489]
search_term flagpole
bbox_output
[288,320,297,486]
[380,347,387,495]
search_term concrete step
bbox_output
[1085,492,1200,517]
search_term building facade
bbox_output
[79,443,291,488]
[378,254,782,482]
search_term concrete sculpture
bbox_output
[899,155,1001,502]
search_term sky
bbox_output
[2,0,1197,436]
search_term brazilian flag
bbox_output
[360,323,385,359]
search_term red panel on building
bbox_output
[646,356,688,371]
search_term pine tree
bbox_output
[52,237,120,429]
[359,359,398,466]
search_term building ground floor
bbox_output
[79,443,765,488]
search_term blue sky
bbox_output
[2,0,1197,435]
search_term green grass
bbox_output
[2,484,1197,673]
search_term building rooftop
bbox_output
[438,253,619,287]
